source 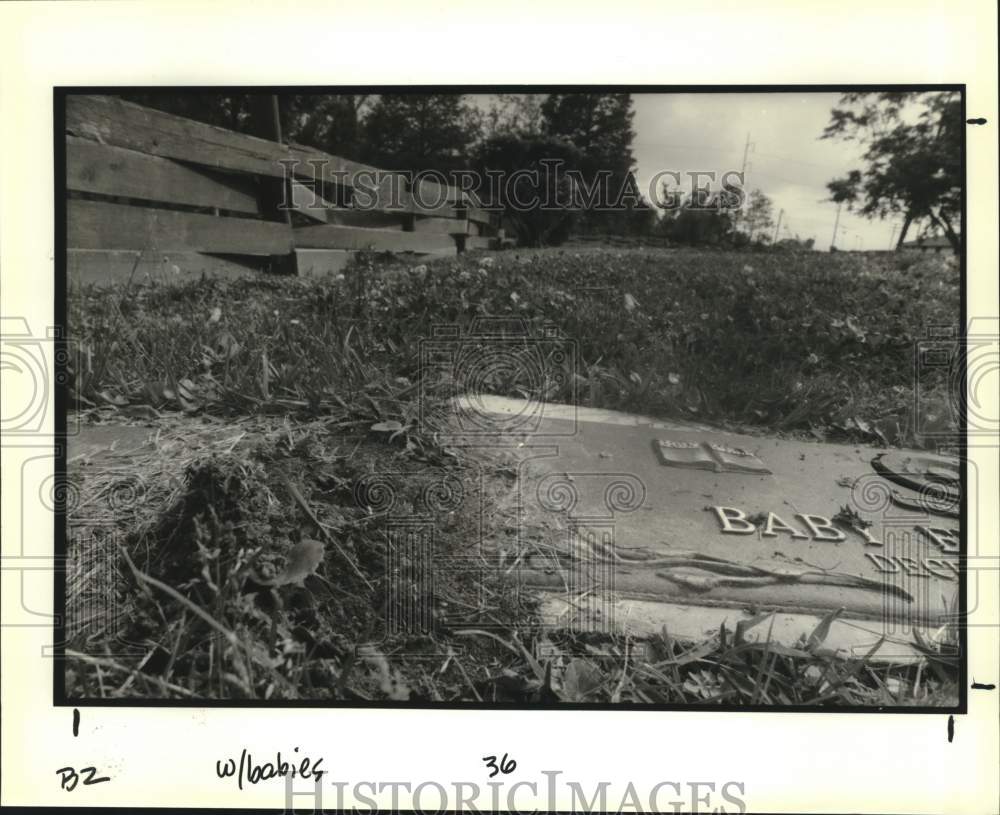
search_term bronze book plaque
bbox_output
[654,438,772,474]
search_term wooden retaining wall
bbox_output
[65,94,507,286]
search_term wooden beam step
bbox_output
[68,199,293,254]
[294,224,455,253]
[411,216,470,235]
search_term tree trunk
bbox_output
[895,211,914,249]
[933,208,961,253]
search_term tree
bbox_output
[541,93,635,173]
[118,92,253,132]
[481,94,545,139]
[741,189,776,244]
[822,91,961,252]
[660,201,735,247]
[540,94,636,234]
[473,134,584,247]
[280,94,372,162]
[622,196,659,237]
[361,94,481,174]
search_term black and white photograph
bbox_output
[1,2,997,813]
[60,86,967,707]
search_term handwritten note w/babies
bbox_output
[216,748,325,791]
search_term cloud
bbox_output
[633,92,899,249]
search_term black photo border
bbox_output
[53,83,969,713]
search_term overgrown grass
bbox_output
[64,247,962,704]
[67,422,534,702]
[70,247,960,447]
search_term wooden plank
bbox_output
[68,199,294,254]
[288,151,444,220]
[65,96,503,222]
[290,173,413,225]
[411,216,469,235]
[68,249,265,287]
[294,223,456,253]
[464,206,501,226]
[67,96,389,188]
[294,249,355,278]
[325,208,407,230]
[289,180,329,223]
[242,139,453,221]
[287,145,463,222]
[464,236,499,251]
[67,95,295,179]
[345,173,461,219]
[411,176,465,206]
[419,245,459,256]
[287,140,398,190]
[67,136,261,214]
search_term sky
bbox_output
[630,92,900,250]
[467,92,906,251]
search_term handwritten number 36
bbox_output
[482,753,516,778]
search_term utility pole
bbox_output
[772,208,784,244]
[740,132,755,178]
[830,201,842,251]
[888,222,898,250]
[735,133,754,230]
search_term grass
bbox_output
[70,247,960,446]
[64,246,962,704]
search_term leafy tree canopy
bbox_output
[741,189,776,244]
[361,94,481,174]
[540,93,636,177]
[473,133,585,247]
[540,93,638,236]
[281,94,373,163]
[822,91,961,251]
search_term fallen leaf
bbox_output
[360,646,411,700]
[119,404,161,420]
[272,538,326,587]
[370,420,403,433]
[97,390,129,407]
[216,332,240,359]
[560,659,605,702]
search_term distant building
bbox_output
[899,235,955,254]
